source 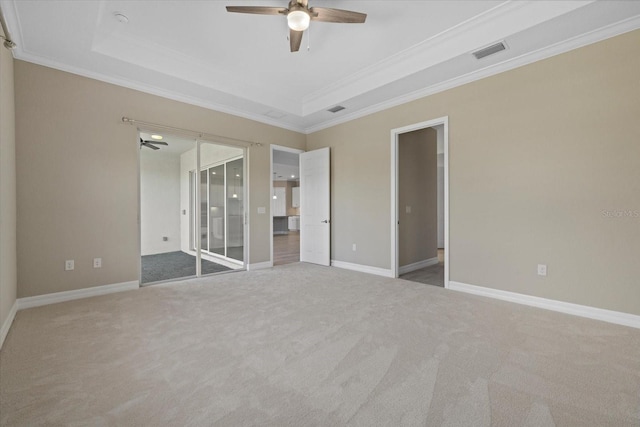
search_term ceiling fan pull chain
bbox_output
[307,26,310,51]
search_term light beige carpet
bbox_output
[1,263,639,426]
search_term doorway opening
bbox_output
[271,145,303,266]
[139,130,246,285]
[391,118,449,288]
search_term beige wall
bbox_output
[0,29,17,336]
[398,128,437,267]
[15,60,305,298]
[10,30,640,316]
[308,30,640,316]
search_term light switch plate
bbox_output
[406,206,412,214]
[257,207,266,214]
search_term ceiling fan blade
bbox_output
[143,140,168,146]
[226,6,287,16]
[310,7,366,23]
[141,142,160,150]
[290,29,303,52]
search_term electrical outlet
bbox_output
[537,264,547,276]
[352,243,357,252]
[65,260,74,271]
[93,258,102,268]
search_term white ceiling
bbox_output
[139,131,196,156]
[273,150,300,181]
[2,1,640,133]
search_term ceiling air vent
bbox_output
[472,42,506,60]
[327,105,346,113]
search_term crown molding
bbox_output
[11,49,307,134]
[301,0,594,116]
[0,0,22,53]
[303,15,640,134]
[4,0,637,136]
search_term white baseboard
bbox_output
[399,257,439,275]
[17,281,139,311]
[449,281,640,329]
[247,261,273,271]
[331,260,393,278]
[0,300,18,350]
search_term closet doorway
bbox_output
[391,118,449,288]
[139,131,246,285]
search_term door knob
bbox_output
[321,219,329,223]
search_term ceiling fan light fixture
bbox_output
[287,9,310,31]
[151,134,163,140]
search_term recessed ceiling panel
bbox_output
[3,0,639,132]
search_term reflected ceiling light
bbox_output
[272,172,277,199]
[291,175,295,178]
[232,168,239,198]
[287,9,310,31]
[151,134,163,140]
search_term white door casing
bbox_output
[390,117,449,286]
[300,147,330,266]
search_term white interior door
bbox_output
[300,147,330,266]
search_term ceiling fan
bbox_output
[140,138,168,150]
[226,0,367,52]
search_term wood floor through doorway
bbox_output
[274,231,300,265]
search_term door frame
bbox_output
[270,144,304,267]
[390,117,450,287]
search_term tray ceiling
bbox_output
[2,0,639,133]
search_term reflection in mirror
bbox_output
[139,132,245,285]
[196,142,245,275]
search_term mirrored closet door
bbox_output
[140,132,246,286]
